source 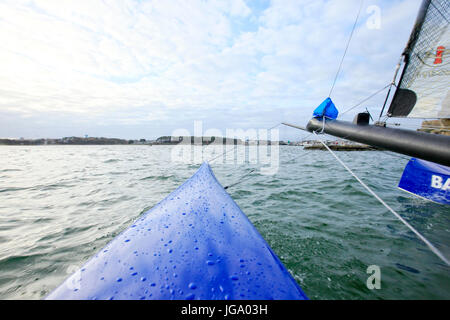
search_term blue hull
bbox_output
[47,163,307,300]
[398,158,450,205]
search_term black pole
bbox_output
[306,118,450,167]
[378,84,394,121]
[386,0,432,117]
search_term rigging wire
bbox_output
[208,123,282,164]
[223,150,317,190]
[313,131,450,267]
[377,56,403,121]
[208,144,237,164]
[224,169,256,190]
[328,0,365,98]
[223,130,316,190]
[340,83,391,117]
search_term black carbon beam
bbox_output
[287,118,450,167]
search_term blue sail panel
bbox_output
[46,163,308,300]
[398,158,450,205]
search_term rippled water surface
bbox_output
[0,145,448,299]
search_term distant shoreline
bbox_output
[0,137,132,146]
[0,136,371,148]
[0,136,291,146]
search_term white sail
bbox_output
[388,0,450,119]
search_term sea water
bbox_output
[0,145,448,299]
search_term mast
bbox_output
[402,0,431,59]
[387,0,449,118]
[377,0,431,122]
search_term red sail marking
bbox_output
[434,46,445,65]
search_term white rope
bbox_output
[328,0,364,98]
[208,123,282,164]
[313,131,450,266]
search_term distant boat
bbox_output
[303,140,374,151]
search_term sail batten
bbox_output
[388,0,449,119]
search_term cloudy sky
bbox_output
[0,0,423,139]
